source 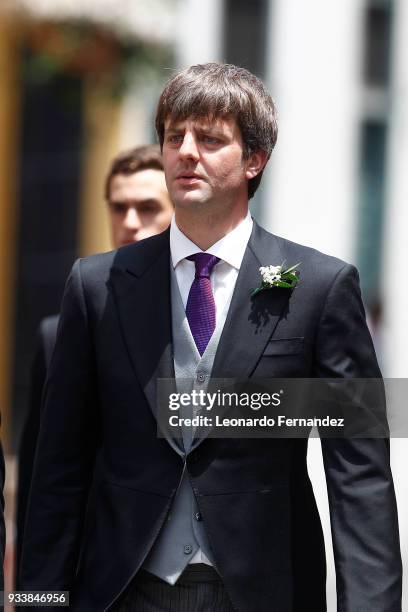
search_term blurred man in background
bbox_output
[16,144,173,580]
[105,145,173,247]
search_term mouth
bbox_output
[176,172,203,184]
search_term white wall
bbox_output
[263,0,365,263]
[174,0,223,68]
[382,0,408,378]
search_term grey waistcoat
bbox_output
[142,265,229,585]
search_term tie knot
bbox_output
[187,253,220,278]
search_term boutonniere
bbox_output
[251,263,300,297]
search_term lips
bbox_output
[176,171,203,181]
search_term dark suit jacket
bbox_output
[20,224,402,611]
[16,314,59,582]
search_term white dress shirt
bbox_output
[170,212,253,324]
[169,212,253,566]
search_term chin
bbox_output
[174,193,208,209]
[172,186,209,205]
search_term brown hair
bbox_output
[104,144,163,200]
[155,63,278,199]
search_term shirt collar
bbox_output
[170,212,253,271]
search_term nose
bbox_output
[124,207,142,231]
[179,131,199,161]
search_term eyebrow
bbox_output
[109,198,161,206]
[165,126,184,134]
[165,124,226,137]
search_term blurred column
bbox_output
[174,0,223,67]
[78,81,121,257]
[263,0,365,262]
[382,0,408,377]
[0,16,22,450]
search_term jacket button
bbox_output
[195,512,202,521]
[196,372,206,383]
[184,544,193,554]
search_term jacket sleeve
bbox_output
[16,315,59,586]
[19,260,100,593]
[315,263,402,612]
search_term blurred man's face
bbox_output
[108,169,173,247]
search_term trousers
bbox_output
[111,563,235,612]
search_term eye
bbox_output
[139,204,158,214]
[166,134,184,145]
[110,203,127,214]
[202,135,221,145]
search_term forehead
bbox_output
[164,114,239,134]
[109,169,168,199]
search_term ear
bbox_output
[245,150,269,180]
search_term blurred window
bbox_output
[12,63,82,451]
[356,121,387,302]
[223,0,268,78]
[223,0,269,222]
[363,1,393,87]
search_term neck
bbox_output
[175,204,248,250]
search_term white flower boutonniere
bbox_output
[251,262,300,297]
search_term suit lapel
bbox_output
[212,222,292,379]
[109,231,175,427]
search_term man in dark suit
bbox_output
[16,145,173,581]
[20,63,402,611]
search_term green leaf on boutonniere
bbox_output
[283,263,301,275]
[251,287,264,297]
[274,281,293,289]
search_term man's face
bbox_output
[162,116,253,211]
[107,169,173,247]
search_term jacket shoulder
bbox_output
[255,224,352,276]
[276,234,350,273]
[253,224,357,300]
[69,231,170,300]
[76,230,170,281]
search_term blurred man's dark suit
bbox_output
[16,314,59,581]
[20,224,402,611]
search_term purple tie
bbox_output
[186,253,220,355]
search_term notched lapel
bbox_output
[212,223,293,379]
[109,234,175,422]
